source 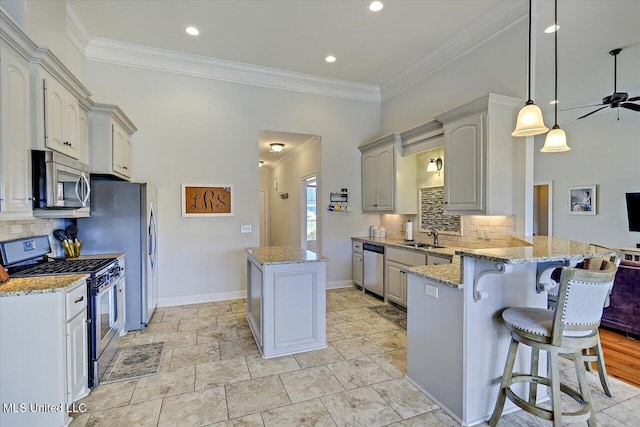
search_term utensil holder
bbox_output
[62,240,83,258]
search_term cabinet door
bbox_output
[44,77,67,154]
[78,110,89,164]
[112,123,125,174]
[385,260,406,306]
[444,114,484,212]
[122,135,133,177]
[352,252,363,286]
[64,97,80,159]
[375,147,394,210]
[362,152,378,210]
[0,45,33,216]
[66,310,88,403]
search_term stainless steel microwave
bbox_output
[32,150,91,209]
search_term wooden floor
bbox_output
[599,327,640,387]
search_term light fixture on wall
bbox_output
[427,157,443,175]
[270,143,284,153]
[512,0,549,137]
[258,161,264,167]
[541,0,570,152]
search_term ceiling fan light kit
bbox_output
[512,0,548,137]
[541,0,570,152]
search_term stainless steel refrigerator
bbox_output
[79,181,159,331]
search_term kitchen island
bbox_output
[403,236,617,426]
[245,246,328,358]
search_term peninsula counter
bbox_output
[246,246,328,359]
[403,237,617,426]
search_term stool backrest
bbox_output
[552,260,617,346]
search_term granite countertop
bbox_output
[351,237,458,259]
[455,236,618,264]
[246,246,329,265]
[403,256,463,288]
[0,274,88,297]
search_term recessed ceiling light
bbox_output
[185,26,199,36]
[369,1,384,12]
[545,24,559,33]
[325,55,336,63]
[270,143,284,153]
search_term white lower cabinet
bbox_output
[385,247,427,307]
[352,240,363,287]
[0,277,89,427]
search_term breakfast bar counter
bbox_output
[404,236,617,426]
[246,246,328,359]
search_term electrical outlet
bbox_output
[477,229,484,239]
[425,284,439,299]
[240,225,252,233]
[484,228,490,240]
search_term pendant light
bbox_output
[541,0,570,152]
[512,0,549,137]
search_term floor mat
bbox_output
[368,304,407,330]
[100,342,164,384]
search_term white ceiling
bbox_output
[70,0,640,116]
[258,130,318,169]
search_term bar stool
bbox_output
[548,255,619,397]
[489,260,617,427]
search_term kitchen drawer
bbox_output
[352,240,363,254]
[66,280,88,321]
[386,247,426,265]
[428,254,452,265]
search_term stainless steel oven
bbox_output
[32,150,91,209]
[91,262,123,387]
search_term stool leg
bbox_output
[489,337,519,426]
[594,333,613,397]
[529,347,540,405]
[549,351,563,427]
[574,351,597,427]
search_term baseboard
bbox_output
[327,280,354,290]
[157,290,246,307]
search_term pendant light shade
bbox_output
[541,125,570,152]
[512,0,548,137]
[540,0,569,152]
[512,101,549,137]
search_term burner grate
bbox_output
[11,258,117,277]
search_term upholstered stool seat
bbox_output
[489,260,617,427]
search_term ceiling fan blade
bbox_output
[560,103,604,112]
[577,106,608,120]
[627,96,640,102]
[620,103,640,112]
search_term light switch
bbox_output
[241,225,252,233]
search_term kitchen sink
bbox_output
[401,242,445,249]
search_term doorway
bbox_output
[302,174,317,251]
[533,181,553,236]
[259,190,269,246]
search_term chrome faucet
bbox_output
[427,229,439,246]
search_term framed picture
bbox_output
[182,184,234,217]
[568,185,596,215]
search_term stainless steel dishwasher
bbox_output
[363,243,384,297]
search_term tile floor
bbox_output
[70,287,640,426]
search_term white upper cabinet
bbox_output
[435,94,521,215]
[359,133,417,214]
[31,48,91,161]
[88,104,137,181]
[0,11,37,219]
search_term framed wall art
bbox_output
[568,185,596,215]
[182,184,234,217]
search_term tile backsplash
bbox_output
[0,219,65,257]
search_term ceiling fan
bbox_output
[571,48,640,120]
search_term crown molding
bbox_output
[85,38,381,103]
[0,8,39,61]
[380,0,528,102]
[66,1,90,56]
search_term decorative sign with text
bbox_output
[182,184,234,217]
